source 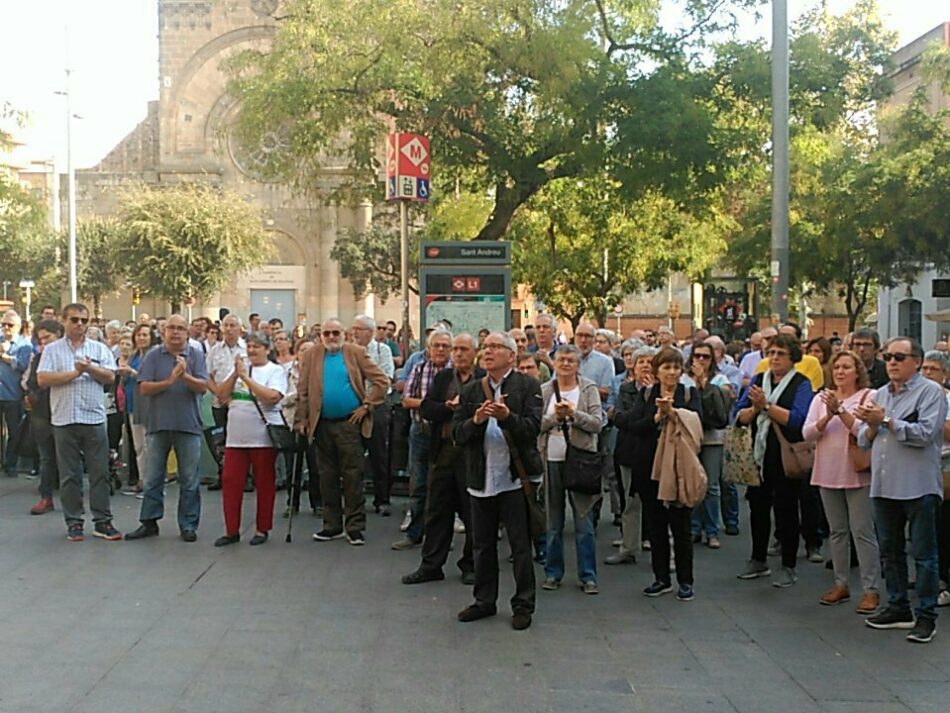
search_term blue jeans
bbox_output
[405,422,430,542]
[544,461,597,584]
[721,479,739,530]
[692,445,722,538]
[873,495,940,622]
[140,431,202,533]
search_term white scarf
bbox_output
[753,369,797,472]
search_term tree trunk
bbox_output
[474,180,543,241]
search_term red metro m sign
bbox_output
[385,133,430,202]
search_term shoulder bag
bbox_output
[551,380,603,496]
[722,415,760,486]
[249,367,304,454]
[480,377,545,538]
[770,422,815,480]
[847,390,872,474]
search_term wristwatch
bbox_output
[835,406,845,415]
[882,416,892,431]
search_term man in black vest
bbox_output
[402,333,483,586]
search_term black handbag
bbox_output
[552,380,603,495]
[248,367,304,454]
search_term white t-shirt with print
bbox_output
[226,360,288,448]
[546,385,579,462]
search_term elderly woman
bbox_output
[803,350,880,613]
[119,324,155,495]
[272,330,295,370]
[623,347,702,600]
[921,351,950,607]
[684,340,733,550]
[735,333,815,588]
[214,333,288,547]
[608,342,654,564]
[538,344,604,594]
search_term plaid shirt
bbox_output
[404,358,447,421]
[38,337,117,427]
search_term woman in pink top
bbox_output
[803,351,881,614]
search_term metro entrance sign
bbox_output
[385,133,430,202]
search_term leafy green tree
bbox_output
[115,183,272,312]
[511,179,730,328]
[226,0,761,241]
[76,218,125,318]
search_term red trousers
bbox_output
[222,447,277,536]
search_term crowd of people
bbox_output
[2,302,949,639]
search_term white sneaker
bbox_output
[399,510,411,532]
[453,515,465,534]
[938,590,950,607]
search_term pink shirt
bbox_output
[803,389,872,489]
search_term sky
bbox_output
[1,0,948,170]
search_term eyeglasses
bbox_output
[483,343,512,351]
[692,353,712,361]
[322,330,342,337]
[766,349,789,358]
[68,316,90,325]
[1,322,15,328]
[882,352,911,362]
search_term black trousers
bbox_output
[124,413,139,485]
[748,451,803,569]
[419,444,473,575]
[470,487,535,614]
[212,406,229,477]
[0,399,23,474]
[365,404,391,506]
[645,487,694,586]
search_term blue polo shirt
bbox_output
[137,344,208,435]
[321,351,360,419]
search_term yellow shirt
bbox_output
[755,353,824,391]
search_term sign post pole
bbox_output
[400,200,410,361]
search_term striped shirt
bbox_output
[38,337,117,426]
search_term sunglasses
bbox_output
[692,353,712,360]
[68,316,90,325]
[881,352,911,362]
[322,330,342,337]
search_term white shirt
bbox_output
[226,360,288,448]
[208,338,247,407]
[38,337,117,427]
[545,385,579,462]
[468,369,522,499]
[365,339,395,382]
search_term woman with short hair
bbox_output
[538,344,604,594]
[735,333,815,588]
[803,350,880,613]
[214,332,287,547]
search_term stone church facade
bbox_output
[77,0,384,327]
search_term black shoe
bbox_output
[313,529,344,541]
[512,612,532,630]
[180,530,197,543]
[214,534,240,547]
[207,479,222,491]
[402,569,445,585]
[461,571,476,586]
[865,608,915,630]
[124,521,159,541]
[249,533,268,546]
[907,618,936,643]
[457,603,497,622]
[244,481,255,493]
[378,503,392,517]
[724,525,739,536]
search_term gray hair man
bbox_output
[0,309,30,478]
[352,314,395,515]
[206,313,246,490]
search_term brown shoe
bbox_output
[856,591,880,614]
[819,585,850,606]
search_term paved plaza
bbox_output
[1,474,949,713]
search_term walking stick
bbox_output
[286,434,305,543]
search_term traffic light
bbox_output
[132,287,141,305]
[19,286,28,307]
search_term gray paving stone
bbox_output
[3,474,950,713]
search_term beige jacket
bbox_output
[295,343,389,439]
[651,407,707,508]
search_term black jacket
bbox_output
[614,382,701,496]
[452,370,543,492]
[420,366,485,460]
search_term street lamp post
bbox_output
[770,0,790,324]
[55,68,78,304]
